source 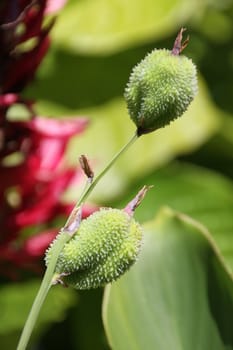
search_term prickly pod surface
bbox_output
[125,47,197,135]
[46,208,143,289]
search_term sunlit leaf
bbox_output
[52,0,206,54]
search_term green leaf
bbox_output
[114,162,233,273]
[52,0,206,54]
[0,280,76,337]
[103,208,233,350]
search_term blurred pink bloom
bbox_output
[0,112,96,277]
[0,0,97,279]
[46,0,67,14]
[22,202,98,260]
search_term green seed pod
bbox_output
[124,29,198,135]
[46,208,143,290]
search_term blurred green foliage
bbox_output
[3,0,233,349]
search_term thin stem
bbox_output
[78,132,138,204]
[16,131,138,350]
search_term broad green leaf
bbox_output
[114,162,233,273]
[0,280,76,341]
[52,0,206,54]
[103,208,233,350]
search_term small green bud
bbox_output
[124,29,198,135]
[46,208,143,290]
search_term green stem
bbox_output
[78,132,138,204]
[16,131,138,350]
[16,232,70,350]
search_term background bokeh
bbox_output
[1,0,233,349]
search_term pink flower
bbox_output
[46,0,67,14]
[23,229,58,259]
[0,1,98,279]
[0,113,97,278]
[20,116,88,179]
[22,202,98,260]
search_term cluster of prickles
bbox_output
[46,208,143,289]
[125,30,198,135]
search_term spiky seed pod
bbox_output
[45,208,143,290]
[124,32,198,135]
